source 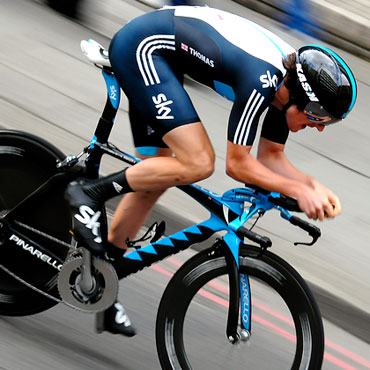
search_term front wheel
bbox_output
[156,244,324,370]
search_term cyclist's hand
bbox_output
[296,183,341,221]
[312,181,341,218]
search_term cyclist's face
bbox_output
[286,105,325,132]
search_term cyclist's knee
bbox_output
[181,153,215,183]
[198,154,215,180]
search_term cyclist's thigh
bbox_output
[163,121,215,165]
[109,10,200,140]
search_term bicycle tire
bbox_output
[156,243,324,370]
[0,130,72,316]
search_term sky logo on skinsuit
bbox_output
[152,93,174,120]
[260,70,278,88]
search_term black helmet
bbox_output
[286,45,357,125]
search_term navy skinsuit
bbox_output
[109,6,294,155]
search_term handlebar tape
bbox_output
[237,227,272,249]
[289,216,321,238]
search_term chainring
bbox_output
[58,256,118,313]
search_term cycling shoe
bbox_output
[96,301,136,337]
[104,241,125,261]
[64,179,105,256]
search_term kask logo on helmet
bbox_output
[296,63,319,102]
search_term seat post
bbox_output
[85,68,121,178]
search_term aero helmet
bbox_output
[286,45,357,125]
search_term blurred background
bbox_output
[0,0,370,369]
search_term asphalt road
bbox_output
[0,0,370,369]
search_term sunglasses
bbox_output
[302,102,342,126]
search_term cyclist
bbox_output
[65,6,357,336]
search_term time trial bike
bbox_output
[0,39,324,370]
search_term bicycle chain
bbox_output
[13,220,73,249]
[0,257,116,313]
[1,221,117,312]
[0,262,61,303]
[0,227,109,313]
[0,246,85,306]
[0,219,65,304]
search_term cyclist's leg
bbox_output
[108,101,172,249]
[108,103,214,248]
[67,9,215,255]
[108,9,215,190]
[109,125,215,247]
[126,121,215,191]
[108,149,171,249]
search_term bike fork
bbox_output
[222,241,252,344]
[222,240,240,343]
[239,272,252,341]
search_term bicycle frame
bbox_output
[0,66,320,340]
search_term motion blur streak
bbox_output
[324,353,358,370]
[326,340,370,369]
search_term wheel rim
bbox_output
[157,251,323,370]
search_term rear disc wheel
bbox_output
[0,131,72,316]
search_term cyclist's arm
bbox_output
[257,137,341,217]
[226,141,340,220]
[226,140,306,198]
[257,137,314,186]
[258,105,316,185]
